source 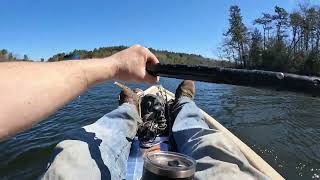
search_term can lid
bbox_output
[143,151,196,178]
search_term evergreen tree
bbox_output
[273,6,289,42]
[0,49,8,56]
[289,11,303,54]
[305,7,318,51]
[316,7,320,51]
[223,5,249,67]
[254,13,273,50]
[249,29,263,68]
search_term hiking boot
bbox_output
[175,80,196,100]
[119,87,139,110]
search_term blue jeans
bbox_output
[42,97,269,180]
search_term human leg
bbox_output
[42,88,140,180]
[172,81,269,180]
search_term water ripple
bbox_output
[1,79,320,179]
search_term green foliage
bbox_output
[0,49,8,56]
[48,53,66,62]
[261,40,290,71]
[249,29,263,68]
[222,4,320,76]
[0,49,19,61]
[223,5,248,66]
[304,50,320,75]
[273,6,289,42]
[48,46,233,67]
[254,13,273,49]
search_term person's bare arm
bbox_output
[0,45,159,140]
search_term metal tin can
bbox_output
[141,151,196,180]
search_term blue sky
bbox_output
[0,0,318,60]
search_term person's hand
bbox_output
[110,45,160,84]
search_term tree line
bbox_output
[0,46,232,67]
[0,49,30,61]
[0,49,42,62]
[222,3,320,76]
[47,46,232,67]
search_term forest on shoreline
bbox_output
[47,46,233,67]
[0,46,232,67]
[221,3,320,76]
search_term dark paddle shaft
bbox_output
[147,63,320,97]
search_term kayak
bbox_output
[126,85,284,180]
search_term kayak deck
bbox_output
[126,137,169,179]
[135,85,284,180]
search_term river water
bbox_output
[0,78,320,179]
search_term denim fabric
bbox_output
[41,103,139,180]
[42,98,269,180]
[172,97,270,180]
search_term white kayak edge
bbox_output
[144,85,284,180]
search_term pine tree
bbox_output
[306,7,318,51]
[316,7,320,51]
[0,49,8,56]
[289,11,303,54]
[224,5,249,67]
[273,6,289,42]
[249,29,263,68]
[254,13,273,50]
